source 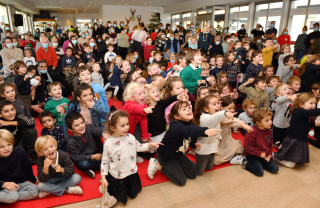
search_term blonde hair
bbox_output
[289,93,315,114]
[123,82,144,101]
[126,52,135,63]
[145,84,159,105]
[113,55,122,64]
[0,129,15,145]
[273,83,286,96]
[287,76,301,85]
[34,135,57,155]
[147,63,159,72]
[201,62,210,70]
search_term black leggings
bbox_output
[310,126,320,149]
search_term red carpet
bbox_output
[2,99,244,208]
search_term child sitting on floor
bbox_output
[238,99,257,135]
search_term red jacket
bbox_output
[277,35,291,48]
[36,46,58,67]
[144,45,155,61]
[150,32,158,41]
[122,101,151,139]
[243,126,273,157]
[21,40,35,48]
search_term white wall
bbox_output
[101,5,170,30]
[51,13,100,27]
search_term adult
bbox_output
[209,36,223,56]
[84,23,92,36]
[0,22,3,33]
[198,25,212,55]
[34,28,40,38]
[51,37,64,57]
[155,31,166,53]
[195,23,201,33]
[78,31,87,45]
[62,31,74,54]
[237,24,246,40]
[68,36,84,60]
[92,23,102,40]
[36,37,59,78]
[1,24,17,44]
[30,74,45,117]
[118,21,125,34]
[305,23,320,54]
[117,27,129,59]
[251,24,264,38]
[165,24,173,35]
[87,37,99,60]
[150,27,158,41]
[175,32,184,51]
[55,25,62,35]
[103,21,112,34]
[295,26,308,60]
[0,37,23,78]
[251,36,263,51]
[174,25,180,34]
[164,33,180,53]
[277,28,291,48]
[131,23,147,58]
[264,21,277,38]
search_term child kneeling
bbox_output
[242,108,279,176]
[35,135,82,198]
[0,129,38,203]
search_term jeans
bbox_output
[75,159,101,171]
[157,153,197,186]
[295,49,305,60]
[196,153,215,175]
[38,174,81,196]
[245,155,279,176]
[272,126,288,145]
[0,181,38,203]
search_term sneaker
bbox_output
[67,186,83,195]
[230,155,244,165]
[84,170,95,178]
[29,153,38,164]
[136,156,144,163]
[39,192,50,198]
[147,158,159,180]
[309,130,315,137]
[275,141,282,150]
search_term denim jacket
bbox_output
[63,100,108,140]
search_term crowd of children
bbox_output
[1,21,320,207]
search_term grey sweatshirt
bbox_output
[273,95,293,128]
[238,112,253,127]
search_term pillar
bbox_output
[279,0,290,33]
[224,5,229,29]
[211,6,215,27]
[247,2,255,34]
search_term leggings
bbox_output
[196,153,215,175]
[157,153,197,186]
[272,126,288,145]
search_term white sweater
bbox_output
[101,134,149,179]
[196,111,226,155]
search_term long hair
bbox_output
[163,77,183,99]
[217,71,228,87]
[224,51,238,67]
[276,44,290,59]
[70,83,93,109]
[289,93,315,114]
[193,95,219,126]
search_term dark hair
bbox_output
[70,83,93,108]
[176,52,186,64]
[65,47,73,52]
[283,55,295,64]
[39,111,55,123]
[5,37,12,42]
[106,110,129,133]
[251,50,262,62]
[27,65,38,73]
[125,70,137,83]
[193,95,219,126]
[38,60,47,66]
[76,65,91,76]
[104,61,114,78]
[65,111,85,130]
[0,82,16,101]
[13,61,26,73]
[0,100,14,112]
[314,23,319,27]
[220,96,235,107]
[168,101,190,122]
[253,76,267,86]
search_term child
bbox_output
[224,51,240,89]
[241,48,254,74]
[152,101,220,185]
[287,76,301,95]
[62,47,76,82]
[36,135,83,198]
[274,93,320,168]
[101,111,162,204]
[152,50,162,64]
[40,111,66,151]
[14,61,31,113]
[207,75,217,88]
[242,108,279,176]
[82,44,97,63]
[310,83,320,102]
[164,52,187,77]
[272,83,298,149]
[144,37,155,61]
[262,38,278,67]
[208,87,219,97]
[64,83,108,147]
[200,62,211,86]
[211,55,226,78]
[217,71,233,91]
[188,36,198,49]
[77,65,109,113]
[163,47,170,60]
[266,76,281,110]
[263,65,274,78]
[66,111,109,178]
[300,55,320,92]
[0,100,37,163]
[222,35,231,55]
[208,55,216,70]
[238,99,256,135]
[194,86,209,102]
[180,49,206,94]
[214,96,251,165]
[149,49,155,63]
[243,51,264,83]
[276,44,293,75]
[146,63,163,84]
[23,49,37,67]
[193,96,237,175]
[91,62,104,87]
[238,76,269,109]
[104,44,117,63]
[276,55,300,84]
[44,82,69,127]
[219,84,238,100]
[0,129,39,204]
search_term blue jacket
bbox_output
[110,65,122,86]
[63,100,108,140]
[91,82,109,114]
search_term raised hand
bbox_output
[225,111,237,120]
[143,106,154,114]
[86,100,95,109]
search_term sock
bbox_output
[64,188,69,193]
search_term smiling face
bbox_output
[49,85,62,99]
[191,52,202,65]
[285,57,295,66]
[132,87,146,105]
[283,46,290,54]
[200,68,210,77]
[170,81,184,96]
[255,81,267,91]
[112,116,130,137]
[70,118,86,136]
[221,103,235,113]
[0,138,13,158]
[221,86,230,94]
[148,86,160,102]
[17,65,27,75]
[256,116,273,130]
[301,97,316,110]
[204,97,220,114]
[253,53,263,63]
[198,89,209,100]
[78,70,92,84]
[268,78,279,88]
[265,67,274,77]
[41,116,56,131]
[39,138,57,160]
[155,53,161,61]
[1,86,16,102]
[228,53,235,62]
[277,84,291,97]
[289,81,301,92]
[0,104,16,121]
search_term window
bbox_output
[214,10,225,31]
[15,10,24,35]
[0,4,9,24]
[182,12,191,28]
[229,6,249,33]
[76,18,92,32]
[171,14,180,27]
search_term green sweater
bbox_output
[180,64,202,94]
[44,97,70,126]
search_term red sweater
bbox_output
[36,46,58,68]
[243,126,273,157]
[21,40,35,48]
[167,61,177,70]
[122,101,150,139]
[150,32,158,41]
[144,45,155,61]
[277,35,291,48]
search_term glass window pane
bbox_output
[267,16,281,31]
[269,2,283,9]
[229,18,238,33]
[256,4,268,12]
[240,6,249,12]
[215,10,225,15]
[238,18,248,31]
[310,0,320,6]
[230,7,239,14]
[289,15,306,41]
[306,15,320,33]
[291,0,308,9]
[0,5,9,24]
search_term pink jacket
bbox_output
[165,101,192,124]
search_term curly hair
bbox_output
[242,98,257,110]
[252,108,273,124]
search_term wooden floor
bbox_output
[55,145,320,208]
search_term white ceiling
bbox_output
[25,0,197,14]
